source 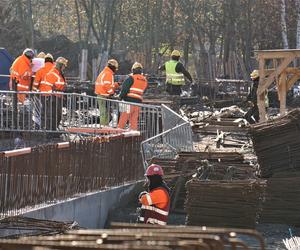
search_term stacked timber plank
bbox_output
[251,108,300,177]
[0,223,266,249]
[185,179,266,228]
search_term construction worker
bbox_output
[40,57,68,131]
[244,70,269,124]
[10,48,35,103]
[159,50,193,95]
[33,53,54,91]
[95,59,119,126]
[117,62,148,130]
[138,164,170,225]
[36,52,46,58]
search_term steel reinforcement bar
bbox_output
[0,135,143,219]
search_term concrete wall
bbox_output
[23,182,139,229]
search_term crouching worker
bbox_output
[137,164,170,225]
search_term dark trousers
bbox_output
[166,83,182,95]
[41,96,63,130]
[244,104,259,124]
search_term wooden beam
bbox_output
[278,72,287,116]
[256,50,300,59]
[257,54,294,95]
[258,57,267,122]
[287,74,300,91]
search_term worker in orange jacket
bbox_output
[138,164,170,225]
[95,59,119,126]
[10,48,35,103]
[32,53,54,91]
[40,57,68,131]
[117,62,148,130]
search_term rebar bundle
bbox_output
[0,136,143,219]
[251,108,300,177]
[185,179,266,228]
[260,176,300,226]
[0,222,266,249]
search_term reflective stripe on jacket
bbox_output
[165,60,185,85]
[95,66,115,96]
[10,55,33,91]
[40,68,65,94]
[33,62,54,91]
[139,187,170,225]
[127,74,148,101]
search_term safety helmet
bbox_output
[145,164,164,177]
[37,52,46,58]
[45,53,54,61]
[23,48,35,59]
[250,70,259,79]
[107,59,119,69]
[56,57,68,67]
[171,50,181,57]
[132,62,143,70]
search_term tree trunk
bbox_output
[27,0,34,47]
[296,0,300,48]
[280,0,289,49]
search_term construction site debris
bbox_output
[151,150,257,213]
[185,179,266,228]
[0,217,79,238]
[250,108,300,177]
[0,222,266,249]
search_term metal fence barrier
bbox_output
[141,103,193,168]
[0,136,143,219]
[141,122,193,168]
[0,91,161,139]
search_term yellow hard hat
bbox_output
[45,53,54,61]
[56,57,68,67]
[132,62,143,70]
[37,52,46,58]
[107,59,119,69]
[250,70,259,79]
[171,50,181,57]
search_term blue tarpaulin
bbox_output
[0,48,13,90]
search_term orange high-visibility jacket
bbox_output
[139,187,170,225]
[10,55,33,91]
[33,62,54,91]
[127,74,148,101]
[95,66,116,96]
[40,68,66,93]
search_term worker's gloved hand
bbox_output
[113,94,121,100]
[138,191,148,200]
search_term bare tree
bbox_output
[280,0,289,49]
